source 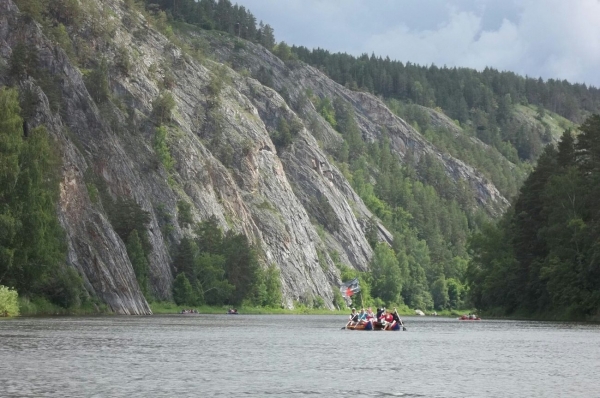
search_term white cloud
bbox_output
[235,0,600,86]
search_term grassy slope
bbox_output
[514,104,576,140]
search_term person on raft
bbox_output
[366,307,375,320]
[392,308,404,329]
[347,308,359,327]
[357,308,369,325]
[376,309,399,330]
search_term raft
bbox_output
[346,321,403,331]
[458,315,481,321]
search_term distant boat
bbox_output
[227,309,239,315]
[415,309,425,316]
[458,315,481,321]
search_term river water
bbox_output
[1,315,599,397]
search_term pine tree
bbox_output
[126,230,149,297]
[172,272,194,305]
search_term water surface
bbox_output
[1,315,599,397]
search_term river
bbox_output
[1,315,599,397]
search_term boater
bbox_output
[382,311,396,330]
[357,308,368,325]
[347,308,359,327]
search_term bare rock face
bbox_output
[204,39,510,217]
[0,0,509,312]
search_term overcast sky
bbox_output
[235,0,600,87]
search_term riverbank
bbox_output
[13,295,476,318]
[149,302,476,317]
[17,297,110,316]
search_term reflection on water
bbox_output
[1,315,600,397]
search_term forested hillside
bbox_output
[468,117,600,320]
[1,0,598,316]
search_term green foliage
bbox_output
[292,46,600,125]
[207,68,226,98]
[273,41,294,62]
[334,98,364,159]
[153,126,175,172]
[109,198,152,253]
[172,272,194,305]
[431,277,449,310]
[152,91,176,124]
[0,285,19,317]
[325,99,481,310]
[252,264,283,307]
[365,217,378,248]
[177,200,194,227]
[370,243,404,305]
[468,115,600,318]
[310,194,339,233]
[9,42,38,80]
[115,46,131,76]
[139,0,276,49]
[270,117,302,153]
[126,230,149,297]
[388,101,528,199]
[220,231,261,305]
[84,59,110,104]
[316,97,336,128]
[0,87,78,309]
[254,66,274,88]
[36,267,85,309]
[47,0,83,27]
[332,287,346,310]
[172,218,264,306]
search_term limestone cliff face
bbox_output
[0,0,508,313]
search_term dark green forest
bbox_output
[468,116,600,319]
[141,0,276,48]
[171,218,282,308]
[0,88,83,309]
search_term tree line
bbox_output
[291,46,598,168]
[467,115,600,319]
[171,217,282,307]
[0,88,84,309]
[142,0,276,49]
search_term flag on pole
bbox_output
[340,278,361,298]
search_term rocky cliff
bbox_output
[0,0,509,313]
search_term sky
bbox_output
[234,0,600,87]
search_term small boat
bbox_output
[345,321,404,331]
[227,309,239,315]
[458,315,481,321]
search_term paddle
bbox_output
[394,309,407,331]
[342,317,353,330]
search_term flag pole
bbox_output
[361,290,364,308]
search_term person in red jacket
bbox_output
[383,310,396,330]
